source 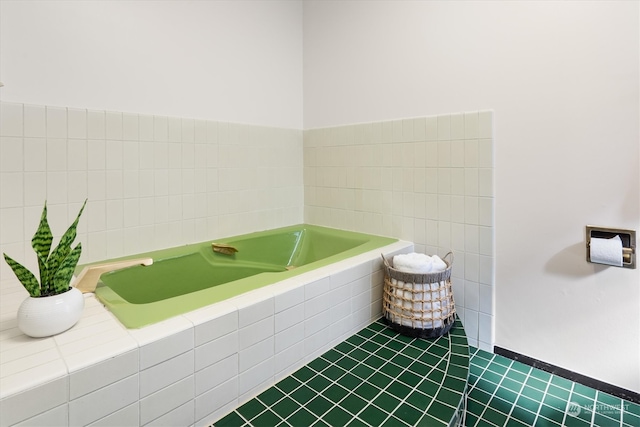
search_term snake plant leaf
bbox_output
[51,243,82,295]
[47,199,87,292]
[3,253,41,297]
[31,202,53,291]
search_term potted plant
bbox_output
[3,200,87,337]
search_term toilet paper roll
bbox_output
[590,235,623,267]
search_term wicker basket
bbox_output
[382,252,456,339]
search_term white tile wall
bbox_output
[0,101,303,281]
[304,111,495,351]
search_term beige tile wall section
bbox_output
[303,111,495,350]
[0,102,304,282]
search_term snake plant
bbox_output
[3,200,87,297]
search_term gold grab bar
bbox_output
[74,258,153,293]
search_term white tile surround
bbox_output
[303,111,495,351]
[0,241,412,426]
[0,103,495,426]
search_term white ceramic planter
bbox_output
[17,287,84,338]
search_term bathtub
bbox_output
[92,224,397,328]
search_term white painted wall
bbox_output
[304,1,640,393]
[0,0,303,129]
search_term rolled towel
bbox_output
[432,255,447,272]
[393,253,433,274]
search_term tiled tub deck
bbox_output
[213,318,469,427]
[0,240,412,426]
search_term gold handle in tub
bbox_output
[74,258,153,293]
[212,243,239,255]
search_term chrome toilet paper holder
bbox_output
[586,225,636,269]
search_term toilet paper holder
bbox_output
[586,225,636,269]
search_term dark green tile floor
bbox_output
[214,318,468,427]
[466,347,640,427]
[214,318,640,427]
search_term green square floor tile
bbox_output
[409,338,432,351]
[596,391,622,409]
[530,367,552,382]
[358,404,388,426]
[493,385,518,405]
[257,387,286,406]
[416,378,440,397]
[336,355,358,371]
[337,373,361,390]
[251,409,282,426]
[426,400,455,423]
[293,366,316,382]
[373,392,402,413]
[379,361,404,377]
[466,397,487,419]
[481,369,503,386]
[408,360,432,376]
[354,382,379,400]
[351,363,375,380]
[340,394,368,415]
[275,376,302,394]
[390,353,413,367]
[442,376,466,392]
[287,407,317,427]
[271,397,300,420]
[492,354,512,367]
[345,334,366,347]
[505,368,527,384]
[311,418,330,427]
[562,415,592,427]
[236,399,266,421]
[464,412,479,427]
[428,344,448,358]
[489,396,515,415]
[447,364,468,380]
[386,339,407,352]
[290,385,316,405]
[345,417,369,427]
[510,407,536,426]
[594,412,621,426]
[510,360,532,375]
[500,377,523,394]
[521,384,545,402]
[364,354,386,369]
[503,418,530,427]
[406,391,431,410]
[470,356,490,370]
[387,381,413,400]
[308,375,332,393]
[393,403,424,425]
[625,401,640,416]
[543,392,568,411]
[322,406,353,426]
[546,383,571,401]
[398,371,422,388]
[307,358,331,373]
[334,341,356,354]
[482,406,509,426]
[436,387,462,407]
[321,349,343,363]
[474,378,498,395]
[322,365,347,381]
[358,327,376,339]
[538,403,566,424]
[383,415,411,426]
[323,384,349,403]
[468,388,492,405]
[349,348,369,362]
[375,347,395,360]
[214,411,246,427]
[361,340,380,353]
[307,395,334,417]
[516,394,541,414]
[623,411,640,427]
[402,345,423,360]
[550,374,573,390]
[573,382,597,399]
[486,361,508,376]
[369,372,393,389]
